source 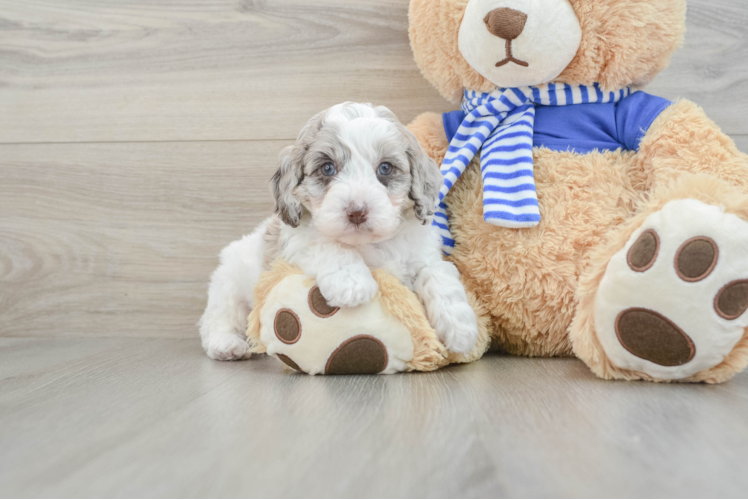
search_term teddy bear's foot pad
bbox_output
[595,199,748,380]
[615,308,695,367]
[325,336,389,375]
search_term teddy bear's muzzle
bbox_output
[483,8,529,68]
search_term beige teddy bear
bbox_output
[406,0,748,383]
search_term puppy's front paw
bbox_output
[437,303,479,354]
[318,267,378,308]
[203,332,251,361]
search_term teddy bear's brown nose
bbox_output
[483,8,528,41]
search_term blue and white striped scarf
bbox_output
[434,83,631,255]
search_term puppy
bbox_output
[199,103,479,361]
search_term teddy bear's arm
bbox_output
[408,112,450,165]
[637,99,748,192]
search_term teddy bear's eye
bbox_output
[377,162,393,176]
[321,163,337,177]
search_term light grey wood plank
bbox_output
[731,134,748,152]
[0,338,747,498]
[0,0,452,144]
[646,0,748,135]
[0,141,278,338]
[1,0,747,144]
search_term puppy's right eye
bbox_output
[321,163,337,177]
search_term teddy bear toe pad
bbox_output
[615,308,695,367]
[325,336,389,375]
[627,229,660,272]
[259,275,414,375]
[595,199,748,380]
[274,310,302,344]
[715,281,748,320]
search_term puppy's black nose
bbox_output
[347,209,368,225]
[484,8,527,40]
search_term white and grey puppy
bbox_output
[199,102,479,361]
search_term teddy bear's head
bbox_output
[409,0,686,101]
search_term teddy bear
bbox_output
[247,0,748,382]
[404,0,748,383]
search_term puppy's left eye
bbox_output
[321,163,337,177]
[377,162,393,176]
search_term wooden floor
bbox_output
[1,338,747,498]
[2,0,748,497]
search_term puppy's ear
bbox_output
[402,125,442,225]
[270,145,304,228]
[375,106,442,224]
[269,109,328,228]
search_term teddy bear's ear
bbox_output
[558,0,687,91]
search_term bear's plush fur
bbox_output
[407,0,748,383]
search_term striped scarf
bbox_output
[433,83,631,255]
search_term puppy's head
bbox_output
[270,103,442,246]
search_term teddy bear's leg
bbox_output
[252,267,450,375]
[571,174,748,383]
